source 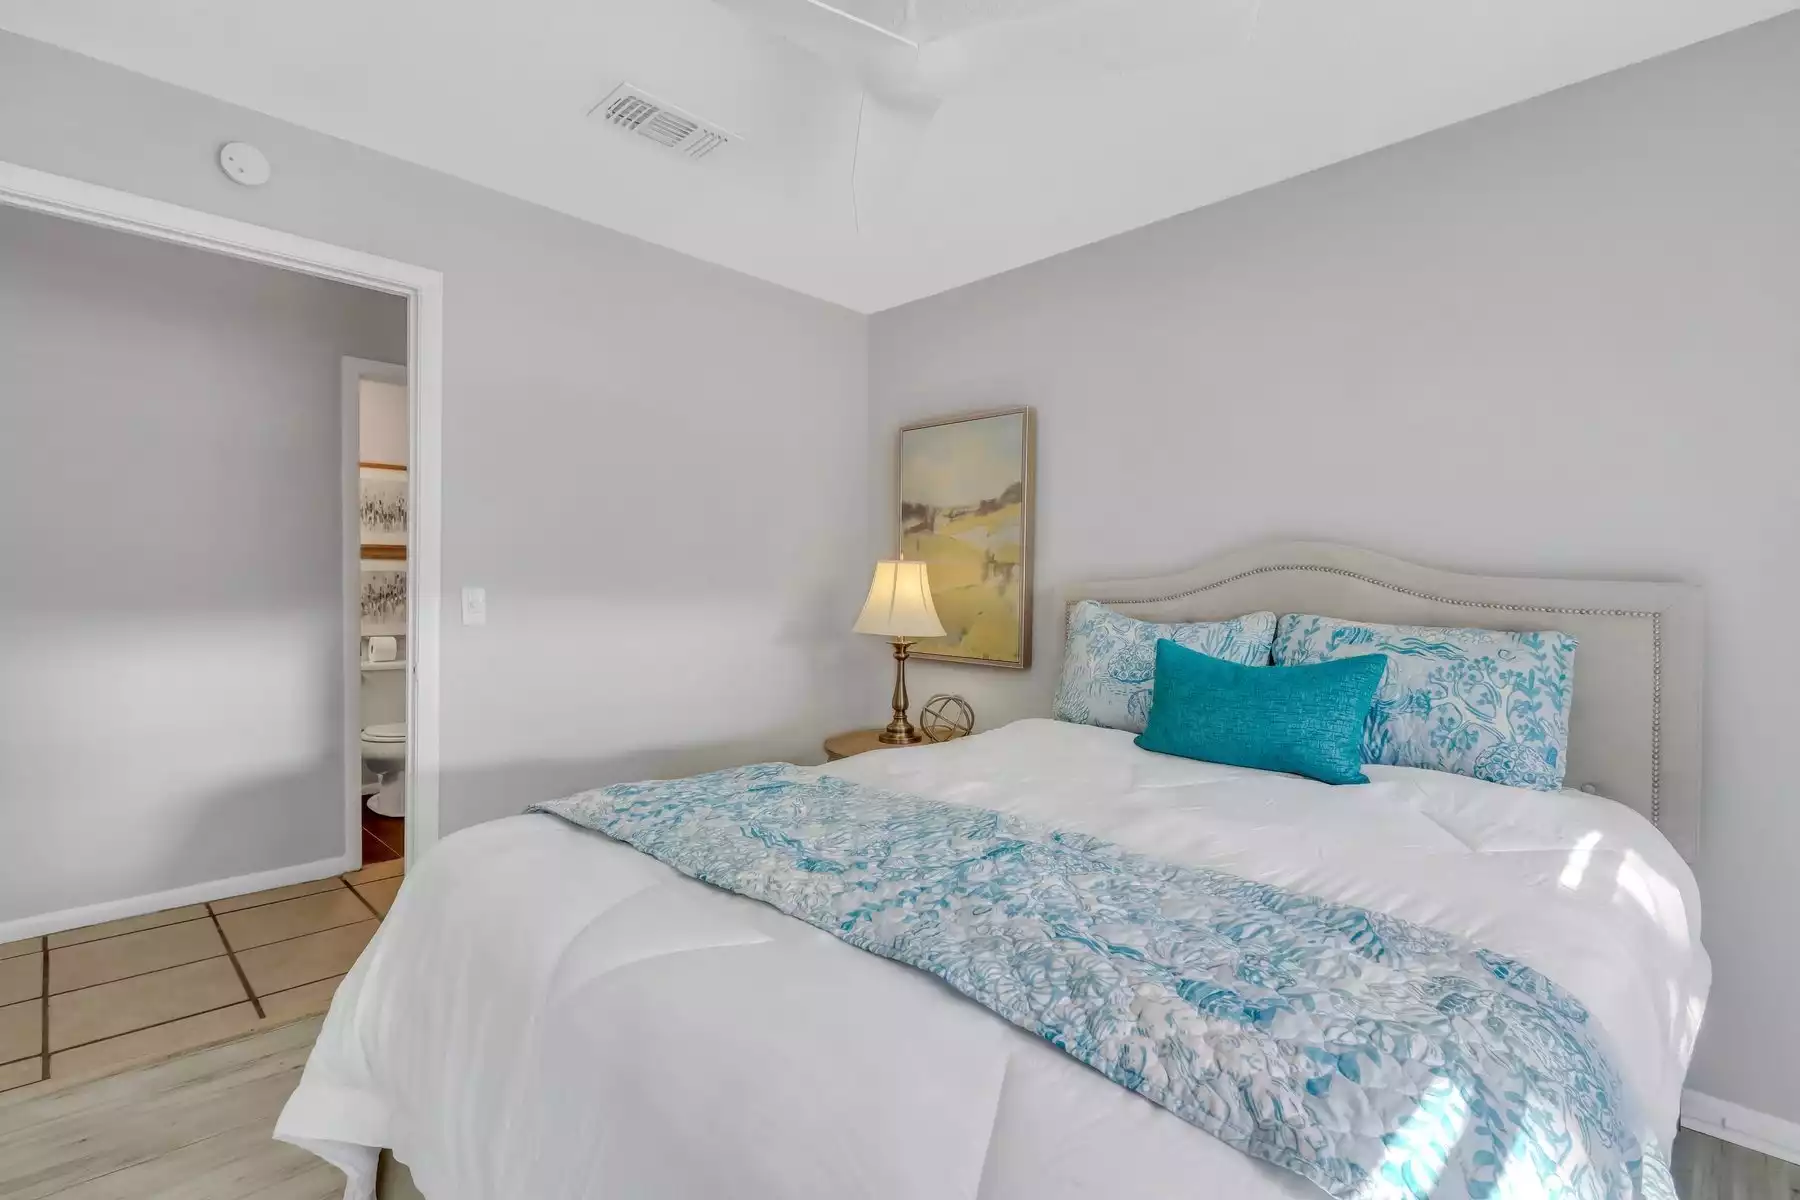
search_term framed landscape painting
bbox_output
[898,407,1034,668]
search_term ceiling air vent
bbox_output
[589,84,736,161]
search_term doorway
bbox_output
[0,160,444,931]
[344,358,410,867]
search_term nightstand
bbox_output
[824,729,907,761]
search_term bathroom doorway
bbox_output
[0,164,443,1087]
[0,158,443,930]
[344,358,410,867]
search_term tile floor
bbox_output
[363,805,404,866]
[0,856,403,1095]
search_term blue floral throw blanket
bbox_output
[530,765,1672,1200]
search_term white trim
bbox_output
[0,159,445,873]
[0,161,441,293]
[406,280,444,864]
[1682,1089,1800,1166]
[0,855,358,944]
[342,357,409,873]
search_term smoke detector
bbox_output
[589,84,737,161]
[218,142,271,186]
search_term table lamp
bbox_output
[854,559,946,745]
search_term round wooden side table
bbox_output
[823,728,905,761]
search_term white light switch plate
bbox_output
[461,586,487,626]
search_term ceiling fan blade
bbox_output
[717,0,1256,102]
[917,0,1262,94]
[711,0,918,82]
[712,0,1262,230]
[850,89,940,232]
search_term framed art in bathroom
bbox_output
[897,406,1035,669]
[360,461,407,554]
[360,560,408,638]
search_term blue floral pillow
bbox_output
[1054,601,1276,733]
[1272,614,1578,791]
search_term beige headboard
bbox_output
[1064,541,1703,863]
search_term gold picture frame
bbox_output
[897,406,1035,669]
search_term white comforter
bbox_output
[277,719,1709,1200]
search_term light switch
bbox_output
[461,586,487,626]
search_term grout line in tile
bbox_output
[39,936,47,1081]
[44,907,377,1000]
[47,951,228,999]
[202,885,340,916]
[25,903,384,1044]
[219,905,372,954]
[260,975,345,1003]
[362,812,406,861]
[0,1067,41,1095]
[249,963,356,1000]
[48,999,251,1058]
[206,905,264,1020]
[37,877,352,948]
[233,912,385,958]
[238,911,379,999]
[341,878,384,921]
[40,913,212,951]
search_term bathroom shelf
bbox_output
[360,660,407,672]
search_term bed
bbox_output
[276,541,1709,1200]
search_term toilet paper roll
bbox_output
[367,635,398,662]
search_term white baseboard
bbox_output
[1682,1089,1800,1165]
[0,854,358,944]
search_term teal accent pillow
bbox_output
[1134,639,1387,785]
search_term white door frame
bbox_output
[343,356,409,862]
[0,159,445,868]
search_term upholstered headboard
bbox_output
[1064,541,1704,862]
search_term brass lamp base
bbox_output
[878,638,925,744]
[878,723,925,746]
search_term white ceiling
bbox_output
[2,0,1792,312]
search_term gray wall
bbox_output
[6,12,1794,1126]
[870,16,1800,1123]
[0,34,870,909]
[0,206,406,921]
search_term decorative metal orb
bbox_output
[920,694,975,743]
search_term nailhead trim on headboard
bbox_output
[1082,563,1665,828]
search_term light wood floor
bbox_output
[1673,1128,1800,1200]
[0,1016,339,1199]
[0,1013,1794,1199]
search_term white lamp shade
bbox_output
[854,560,946,639]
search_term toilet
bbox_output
[360,722,407,817]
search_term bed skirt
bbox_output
[378,1150,426,1200]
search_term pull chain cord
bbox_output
[851,90,867,235]
[850,0,921,235]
